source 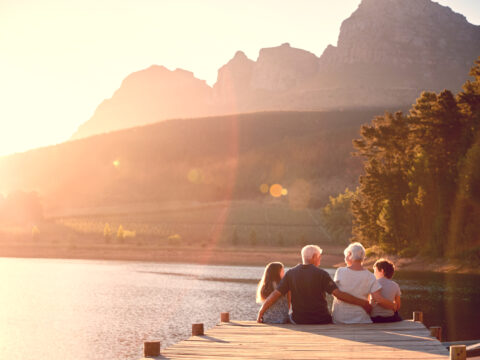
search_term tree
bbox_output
[351,57,480,258]
[117,225,125,241]
[352,112,411,251]
[104,223,112,241]
[31,225,40,240]
[322,188,355,244]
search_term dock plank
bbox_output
[144,320,449,359]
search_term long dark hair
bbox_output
[256,262,284,303]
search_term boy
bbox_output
[370,258,402,323]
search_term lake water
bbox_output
[0,258,478,360]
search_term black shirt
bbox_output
[276,264,337,324]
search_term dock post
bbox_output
[413,311,423,323]
[449,345,466,360]
[192,323,204,336]
[430,326,442,341]
[221,312,230,322]
[144,341,160,357]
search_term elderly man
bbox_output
[257,245,371,324]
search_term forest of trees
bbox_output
[347,59,480,260]
[0,109,389,210]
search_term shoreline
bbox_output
[0,242,478,274]
[0,243,343,268]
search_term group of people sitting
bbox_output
[256,242,402,324]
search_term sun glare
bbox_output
[187,169,200,183]
[259,184,269,194]
[269,184,283,198]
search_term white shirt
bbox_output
[332,267,381,324]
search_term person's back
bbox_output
[277,264,337,324]
[257,245,371,325]
[370,258,402,322]
[371,277,400,317]
[256,262,290,324]
[332,267,379,324]
[262,295,289,324]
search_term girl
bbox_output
[256,262,290,323]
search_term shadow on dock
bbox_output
[150,320,451,359]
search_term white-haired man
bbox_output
[257,245,371,324]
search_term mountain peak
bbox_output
[72,0,480,140]
[233,50,248,59]
[319,0,480,89]
[72,65,213,139]
[251,43,318,91]
[357,0,466,22]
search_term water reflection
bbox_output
[395,271,480,342]
[0,259,261,360]
[0,258,478,360]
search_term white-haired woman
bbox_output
[332,242,396,324]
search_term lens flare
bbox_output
[260,184,269,194]
[269,184,283,198]
[187,169,200,183]
[281,188,288,196]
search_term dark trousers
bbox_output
[290,313,332,324]
[371,311,402,323]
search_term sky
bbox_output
[1,0,479,157]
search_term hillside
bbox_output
[0,109,392,212]
[72,0,480,139]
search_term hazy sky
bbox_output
[1,0,479,156]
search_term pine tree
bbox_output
[117,225,125,241]
[351,57,480,258]
[104,223,112,241]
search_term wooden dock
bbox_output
[143,319,454,360]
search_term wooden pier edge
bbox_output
[430,326,442,341]
[192,323,204,336]
[413,310,424,323]
[143,341,160,357]
[450,345,467,360]
[140,312,472,359]
[220,312,230,323]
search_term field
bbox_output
[48,200,332,247]
[0,200,349,267]
[1,200,478,273]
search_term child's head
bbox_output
[256,262,284,303]
[373,258,395,279]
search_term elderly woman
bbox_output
[332,242,396,324]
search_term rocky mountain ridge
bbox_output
[72,0,480,139]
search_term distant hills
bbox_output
[72,0,480,139]
[3,0,479,215]
[0,110,392,212]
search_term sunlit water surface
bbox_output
[0,258,478,359]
